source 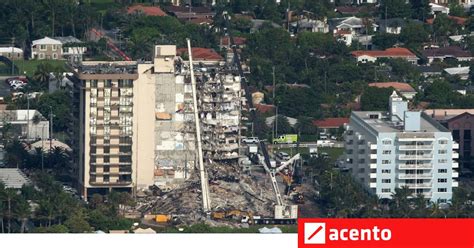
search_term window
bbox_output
[438,188,447,192]
[438,199,447,203]
[438,150,447,154]
[104,156,110,163]
[52,53,57,59]
[91,80,98,88]
[103,166,110,172]
[438,159,447,163]
[382,140,391,145]
[438,178,447,183]
[438,169,447,173]
[39,53,44,59]
[358,168,365,173]
[381,188,391,193]
[40,45,46,50]
[104,147,110,154]
[52,45,57,51]
[381,169,391,174]
[103,175,110,182]
[382,160,391,164]
[438,140,448,145]
[382,179,391,183]
[382,150,391,155]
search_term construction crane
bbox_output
[222,12,298,221]
[187,38,211,212]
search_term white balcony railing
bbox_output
[452,162,459,168]
[453,152,459,159]
[452,172,459,178]
[453,143,459,149]
[398,183,432,188]
[398,145,433,150]
[370,163,377,169]
[398,163,433,169]
[370,183,377,188]
[370,154,377,159]
[370,173,377,179]
[452,181,459,187]
[370,144,377,150]
[398,173,433,180]
[399,154,433,160]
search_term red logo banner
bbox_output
[298,218,474,248]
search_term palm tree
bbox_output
[4,189,18,233]
[15,198,31,233]
[32,63,53,89]
[390,186,412,217]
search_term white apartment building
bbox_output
[344,92,459,203]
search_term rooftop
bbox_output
[126,4,167,16]
[368,82,416,92]
[0,168,31,189]
[0,47,23,53]
[421,46,472,58]
[352,111,444,133]
[424,109,474,121]
[176,47,223,61]
[75,61,138,75]
[220,36,247,46]
[312,117,349,128]
[53,36,82,44]
[351,48,417,58]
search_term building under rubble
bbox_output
[70,45,243,198]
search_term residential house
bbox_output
[376,18,416,35]
[0,109,50,141]
[334,30,353,46]
[176,47,224,65]
[329,16,378,46]
[424,109,474,170]
[430,2,450,14]
[421,46,473,64]
[417,65,443,78]
[0,169,31,189]
[219,36,246,50]
[265,115,298,128]
[126,4,167,16]
[0,47,23,60]
[351,47,419,64]
[31,36,86,62]
[368,82,417,100]
[312,117,349,133]
[444,66,470,80]
[250,19,281,33]
[290,18,329,34]
[163,5,214,23]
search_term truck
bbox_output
[273,134,298,144]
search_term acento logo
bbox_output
[304,222,392,245]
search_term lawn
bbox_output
[274,146,344,164]
[12,60,67,77]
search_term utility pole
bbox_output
[11,37,15,75]
[272,66,276,140]
[49,106,53,153]
[26,92,30,142]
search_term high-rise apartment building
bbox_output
[344,92,459,203]
[72,45,238,198]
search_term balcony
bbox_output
[369,183,377,188]
[452,152,459,159]
[452,172,459,178]
[398,163,433,169]
[370,163,377,169]
[452,181,459,187]
[398,145,433,150]
[398,183,432,188]
[398,154,432,160]
[370,144,377,150]
[452,162,459,168]
[453,143,459,149]
[370,154,377,159]
[398,173,432,180]
[370,173,377,179]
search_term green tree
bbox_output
[372,33,399,49]
[360,87,394,111]
[433,13,456,43]
[380,0,412,19]
[410,0,431,21]
[64,210,92,233]
[295,117,317,135]
[274,115,293,135]
[399,21,430,47]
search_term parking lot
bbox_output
[0,76,12,97]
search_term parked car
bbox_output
[276,152,290,161]
[242,137,260,144]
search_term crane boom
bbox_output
[187,38,211,212]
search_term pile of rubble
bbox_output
[142,163,278,226]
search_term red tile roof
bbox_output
[351,48,417,58]
[426,16,467,25]
[421,46,472,58]
[312,118,349,128]
[127,5,167,16]
[255,104,275,114]
[176,47,223,61]
[220,36,247,46]
[368,82,416,92]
